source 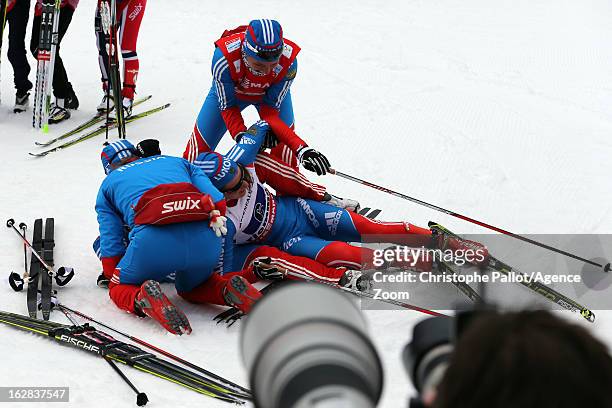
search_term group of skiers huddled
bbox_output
[4,0,144,121]
[93,19,488,334]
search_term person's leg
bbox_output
[108,224,214,334]
[267,91,298,168]
[183,87,242,161]
[51,7,75,101]
[172,223,223,293]
[232,244,348,283]
[296,197,433,245]
[94,5,110,89]
[29,14,40,58]
[6,0,33,94]
[117,0,147,100]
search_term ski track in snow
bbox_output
[1,1,612,406]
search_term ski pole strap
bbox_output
[329,169,608,270]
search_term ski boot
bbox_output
[135,280,192,335]
[14,90,30,113]
[322,192,360,212]
[48,103,71,124]
[339,270,373,292]
[222,275,262,314]
[97,94,114,114]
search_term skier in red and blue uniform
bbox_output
[95,0,146,116]
[96,140,262,335]
[184,19,332,178]
[195,121,489,289]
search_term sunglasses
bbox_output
[244,41,283,62]
[224,163,253,193]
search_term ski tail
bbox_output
[30,103,171,157]
[27,219,43,318]
[428,221,595,323]
[40,218,55,320]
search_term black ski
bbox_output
[436,259,483,304]
[27,219,43,318]
[40,218,54,320]
[0,310,251,404]
[428,221,595,322]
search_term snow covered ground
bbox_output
[1,0,612,406]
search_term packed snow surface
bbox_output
[1,1,611,406]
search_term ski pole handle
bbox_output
[6,218,55,276]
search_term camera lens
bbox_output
[241,284,383,408]
[403,317,453,396]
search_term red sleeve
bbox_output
[254,152,326,200]
[101,255,122,279]
[221,107,247,138]
[259,105,307,153]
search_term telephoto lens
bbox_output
[241,284,383,408]
[403,316,454,406]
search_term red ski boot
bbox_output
[135,280,192,335]
[222,275,262,314]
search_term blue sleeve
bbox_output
[221,219,237,275]
[211,47,237,110]
[263,59,297,110]
[224,121,267,166]
[187,160,225,202]
[95,184,127,258]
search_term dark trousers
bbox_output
[7,0,33,93]
[30,7,74,99]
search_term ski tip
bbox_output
[29,152,46,158]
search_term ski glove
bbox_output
[209,210,228,237]
[253,257,285,281]
[261,129,279,149]
[297,147,331,176]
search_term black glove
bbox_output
[261,129,279,149]
[297,147,331,176]
[253,257,285,281]
[135,139,161,158]
[97,272,110,289]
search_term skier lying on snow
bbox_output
[96,140,267,335]
[194,120,490,290]
[94,139,392,309]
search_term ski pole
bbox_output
[58,304,252,398]
[105,358,149,406]
[6,219,55,276]
[282,269,448,317]
[19,222,28,278]
[57,305,148,405]
[329,169,611,272]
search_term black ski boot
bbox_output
[14,90,30,113]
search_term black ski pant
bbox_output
[30,7,75,99]
[6,0,33,94]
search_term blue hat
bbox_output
[194,152,241,190]
[243,19,284,62]
[101,140,136,174]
